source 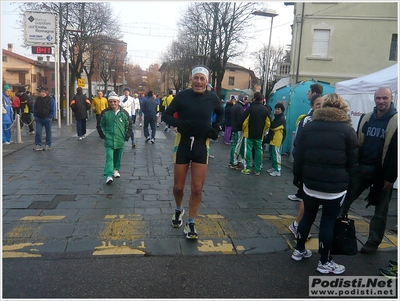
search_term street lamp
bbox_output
[252,9,279,99]
[66,28,82,126]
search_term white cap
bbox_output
[192,66,209,79]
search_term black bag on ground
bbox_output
[331,215,358,255]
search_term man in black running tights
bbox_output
[162,65,224,239]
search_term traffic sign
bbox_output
[24,11,57,46]
[77,78,85,87]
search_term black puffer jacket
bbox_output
[231,101,245,132]
[293,107,358,193]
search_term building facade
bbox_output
[288,2,397,85]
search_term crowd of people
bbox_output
[2,68,397,277]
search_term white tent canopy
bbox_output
[335,64,398,129]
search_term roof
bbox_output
[2,49,43,66]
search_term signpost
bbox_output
[24,11,61,128]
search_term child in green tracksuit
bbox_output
[97,92,132,185]
[266,102,286,177]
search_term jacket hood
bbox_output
[373,102,397,120]
[312,107,351,124]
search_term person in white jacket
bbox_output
[119,87,137,148]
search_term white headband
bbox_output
[192,66,209,79]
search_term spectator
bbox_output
[33,86,56,151]
[223,96,234,145]
[92,90,108,124]
[2,84,13,144]
[70,87,91,141]
[288,93,324,239]
[341,86,398,254]
[239,92,271,176]
[11,93,20,120]
[16,87,34,134]
[119,87,136,148]
[266,103,286,177]
[228,94,246,170]
[142,91,158,143]
[291,93,358,275]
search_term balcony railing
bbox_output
[276,62,290,77]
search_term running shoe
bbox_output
[171,209,184,228]
[106,176,113,185]
[288,222,312,239]
[380,265,397,280]
[291,249,312,261]
[288,194,302,201]
[234,163,243,170]
[34,145,43,151]
[269,171,281,177]
[229,162,236,169]
[317,260,345,274]
[184,222,198,239]
[241,169,251,175]
[113,170,120,178]
[254,171,260,176]
[267,168,275,173]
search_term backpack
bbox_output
[36,97,51,118]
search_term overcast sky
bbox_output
[1,1,294,70]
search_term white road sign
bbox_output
[24,11,57,45]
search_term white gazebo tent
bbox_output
[335,64,398,128]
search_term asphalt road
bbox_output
[3,251,397,298]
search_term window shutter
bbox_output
[312,29,330,58]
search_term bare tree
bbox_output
[253,44,286,95]
[171,2,263,96]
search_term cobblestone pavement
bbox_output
[2,117,397,258]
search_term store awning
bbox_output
[6,68,29,73]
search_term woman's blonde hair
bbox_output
[323,93,348,112]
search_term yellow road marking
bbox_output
[2,242,43,258]
[197,240,236,254]
[20,216,65,221]
[93,241,145,256]
[99,219,146,240]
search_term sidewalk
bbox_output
[2,117,397,258]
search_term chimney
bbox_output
[38,56,44,63]
[7,43,13,52]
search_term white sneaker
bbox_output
[288,194,302,201]
[291,249,312,261]
[113,170,120,178]
[78,137,82,141]
[150,138,155,144]
[269,171,281,177]
[106,176,113,185]
[45,145,51,151]
[267,168,275,173]
[317,260,345,274]
[145,137,150,142]
[34,145,43,151]
[288,222,312,239]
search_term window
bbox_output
[228,77,235,86]
[32,74,37,83]
[2,56,7,62]
[312,29,330,58]
[42,77,47,84]
[52,73,55,80]
[389,34,397,61]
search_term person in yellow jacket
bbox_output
[163,90,174,132]
[265,102,286,176]
[92,90,108,123]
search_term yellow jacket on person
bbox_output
[92,96,108,114]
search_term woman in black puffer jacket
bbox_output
[291,93,358,275]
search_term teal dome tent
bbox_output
[267,79,335,155]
